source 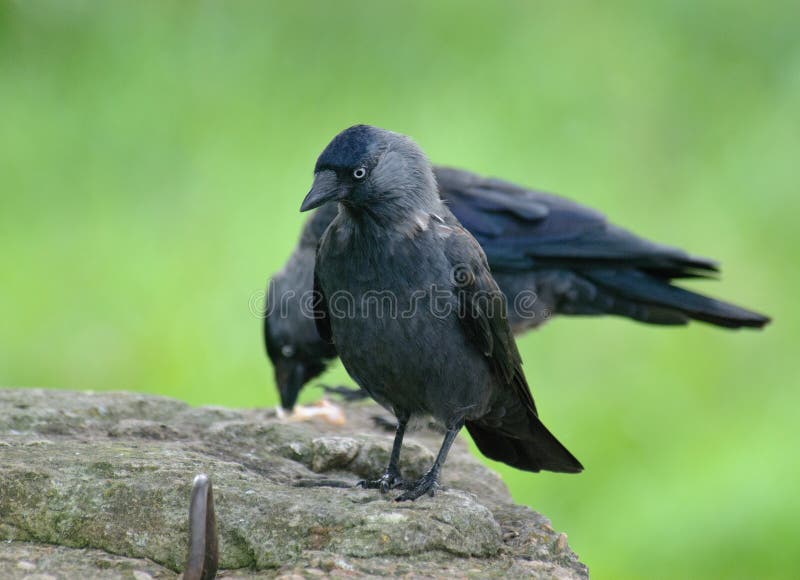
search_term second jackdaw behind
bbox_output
[301,125,582,501]
[267,167,769,411]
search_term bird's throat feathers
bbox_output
[338,171,443,229]
[337,198,445,243]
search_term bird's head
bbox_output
[300,125,439,215]
[264,270,335,411]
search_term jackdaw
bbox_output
[266,168,769,411]
[300,125,583,500]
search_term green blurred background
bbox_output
[1,1,797,577]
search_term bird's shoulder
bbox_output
[313,210,360,272]
[311,263,333,344]
[300,203,340,249]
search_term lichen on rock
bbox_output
[0,388,587,578]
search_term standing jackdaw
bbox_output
[300,125,582,500]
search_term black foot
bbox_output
[394,470,440,502]
[371,415,398,432]
[357,468,404,494]
[319,385,370,402]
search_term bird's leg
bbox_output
[395,421,463,502]
[357,415,408,493]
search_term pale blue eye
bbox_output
[353,167,366,180]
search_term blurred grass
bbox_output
[0,1,798,577]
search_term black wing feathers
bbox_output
[443,225,583,473]
[437,167,716,276]
[436,166,769,329]
[444,226,529,405]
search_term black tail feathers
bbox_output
[466,415,583,474]
[583,270,770,329]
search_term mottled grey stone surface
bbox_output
[0,388,587,578]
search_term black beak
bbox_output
[278,362,306,411]
[300,170,342,212]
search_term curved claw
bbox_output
[357,469,404,493]
[394,471,440,502]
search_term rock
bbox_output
[0,388,587,578]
